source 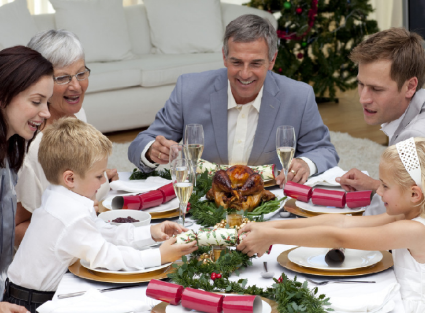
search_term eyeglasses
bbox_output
[54,67,91,85]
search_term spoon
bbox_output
[260,261,275,278]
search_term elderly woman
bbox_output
[14,30,118,246]
[0,46,53,313]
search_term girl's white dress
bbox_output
[393,216,425,312]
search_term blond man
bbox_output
[5,118,196,313]
[335,28,425,215]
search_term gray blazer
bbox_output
[128,68,339,173]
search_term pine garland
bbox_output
[168,248,332,312]
[129,168,171,180]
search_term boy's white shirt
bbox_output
[8,184,161,291]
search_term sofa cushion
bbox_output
[50,0,134,63]
[0,0,38,48]
[86,53,224,93]
[143,0,223,54]
[124,4,152,55]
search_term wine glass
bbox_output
[276,125,296,186]
[169,143,185,165]
[171,158,194,227]
[184,124,204,182]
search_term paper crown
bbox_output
[396,137,422,190]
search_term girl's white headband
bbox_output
[396,137,422,190]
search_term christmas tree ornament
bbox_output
[297,52,304,59]
[301,41,307,47]
[296,7,302,14]
[283,1,291,9]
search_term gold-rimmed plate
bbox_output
[284,199,364,218]
[99,201,180,220]
[278,247,393,277]
[68,260,175,284]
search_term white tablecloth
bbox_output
[53,173,405,313]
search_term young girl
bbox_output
[237,137,425,312]
[0,46,53,313]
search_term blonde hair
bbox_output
[39,117,112,184]
[381,137,425,215]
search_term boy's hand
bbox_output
[0,302,29,313]
[151,221,188,241]
[159,237,198,264]
[237,222,274,257]
[106,168,119,182]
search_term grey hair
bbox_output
[27,29,85,68]
[223,14,277,61]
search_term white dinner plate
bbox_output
[102,193,179,213]
[295,200,365,214]
[80,259,171,275]
[288,247,383,271]
[165,296,271,313]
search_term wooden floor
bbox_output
[105,88,387,146]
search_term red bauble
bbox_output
[277,276,283,283]
[216,273,222,279]
[297,53,304,59]
[211,273,217,280]
[278,68,283,73]
[296,7,302,14]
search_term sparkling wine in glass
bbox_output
[184,124,204,183]
[171,158,194,227]
[276,125,296,185]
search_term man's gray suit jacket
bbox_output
[128,68,339,173]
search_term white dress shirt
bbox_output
[141,81,317,175]
[8,185,161,291]
[380,108,408,143]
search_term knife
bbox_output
[57,284,142,299]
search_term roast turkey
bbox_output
[206,165,276,211]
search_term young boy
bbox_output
[5,118,197,312]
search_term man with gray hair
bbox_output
[129,14,338,186]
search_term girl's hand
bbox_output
[159,237,197,264]
[237,222,274,257]
[151,221,188,241]
[0,302,29,313]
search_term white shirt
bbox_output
[141,82,317,175]
[380,108,408,143]
[8,185,161,291]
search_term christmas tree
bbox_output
[247,0,379,101]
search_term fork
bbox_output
[305,278,375,285]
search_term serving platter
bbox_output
[278,247,393,277]
[284,199,364,218]
[68,260,175,284]
[287,247,382,271]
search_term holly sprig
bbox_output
[169,248,333,312]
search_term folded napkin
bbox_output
[37,289,150,313]
[305,167,369,187]
[330,283,400,313]
[109,176,171,193]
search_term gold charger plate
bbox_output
[264,179,276,188]
[99,201,180,220]
[278,247,393,277]
[68,260,175,284]
[284,199,364,218]
[151,296,278,313]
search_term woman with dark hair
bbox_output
[0,46,53,313]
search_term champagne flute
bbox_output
[169,143,185,165]
[276,125,296,186]
[184,124,204,183]
[171,158,194,227]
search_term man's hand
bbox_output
[151,221,187,241]
[276,158,310,188]
[0,302,29,313]
[147,136,178,165]
[159,237,198,264]
[106,169,119,182]
[335,168,380,192]
[237,222,275,257]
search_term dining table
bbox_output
[52,172,405,313]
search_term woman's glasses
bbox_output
[54,67,91,85]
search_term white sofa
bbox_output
[3,1,276,133]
